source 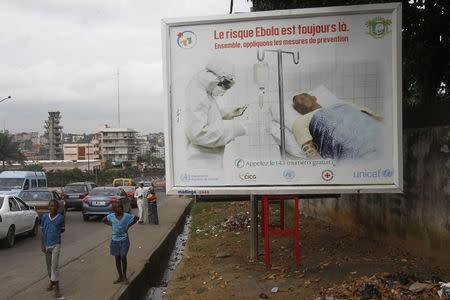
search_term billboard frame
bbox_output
[162,2,403,195]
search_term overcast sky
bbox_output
[0,0,252,135]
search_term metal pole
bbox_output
[117,69,121,128]
[277,50,286,159]
[250,193,258,261]
[87,143,90,171]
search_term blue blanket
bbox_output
[309,103,383,160]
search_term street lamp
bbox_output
[0,96,12,104]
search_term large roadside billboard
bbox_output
[162,3,402,195]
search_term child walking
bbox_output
[41,199,65,298]
[103,202,138,284]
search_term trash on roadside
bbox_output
[408,282,434,293]
[259,293,269,298]
[216,252,232,258]
[271,287,278,293]
[362,283,379,299]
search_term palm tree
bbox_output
[0,132,25,169]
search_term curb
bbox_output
[118,199,193,300]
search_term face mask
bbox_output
[211,85,227,97]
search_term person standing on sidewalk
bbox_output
[147,190,159,225]
[103,202,138,284]
[135,182,148,224]
[41,199,65,298]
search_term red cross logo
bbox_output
[321,170,334,181]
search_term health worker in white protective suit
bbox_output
[185,57,248,169]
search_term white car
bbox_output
[0,194,39,248]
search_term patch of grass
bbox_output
[190,201,229,241]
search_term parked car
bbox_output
[0,171,47,196]
[0,194,40,248]
[113,178,133,187]
[138,181,155,194]
[122,186,136,208]
[82,187,131,221]
[18,190,66,218]
[61,182,97,210]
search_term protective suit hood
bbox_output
[206,56,235,80]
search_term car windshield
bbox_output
[20,191,51,202]
[0,178,24,189]
[113,180,123,187]
[89,188,118,196]
[63,185,87,193]
[122,186,134,193]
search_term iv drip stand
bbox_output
[257,49,299,159]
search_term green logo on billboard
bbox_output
[235,159,245,168]
[365,17,391,39]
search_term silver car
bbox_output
[18,190,66,218]
[0,194,40,248]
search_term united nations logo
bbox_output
[283,170,295,180]
[235,159,245,168]
[365,17,392,39]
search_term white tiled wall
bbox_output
[225,58,382,160]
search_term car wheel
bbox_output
[5,226,15,248]
[83,215,89,222]
[29,219,39,237]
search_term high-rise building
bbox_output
[44,111,63,160]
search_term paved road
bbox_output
[0,193,169,300]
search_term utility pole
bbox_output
[117,69,121,128]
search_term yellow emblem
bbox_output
[365,17,392,39]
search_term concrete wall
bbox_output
[299,126,450,261]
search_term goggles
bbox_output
[207,70,235,90]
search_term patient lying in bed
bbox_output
[292,93,383,160]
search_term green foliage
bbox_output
[0,132,26,169]
[45,166,164,187]
[251,0,450,127]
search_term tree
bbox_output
[251,0,450,126]
[0,132,26,169]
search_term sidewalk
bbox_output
[11,195,191,300]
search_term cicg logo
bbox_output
[239,172,256,181]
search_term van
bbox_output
[0,171,47,196]
[112,178,133,187]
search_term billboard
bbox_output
[162,3,402,195]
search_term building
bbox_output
[63,143,99,161]
[153,145,165,159]
[44,111,63,160]
[101,128,138,165]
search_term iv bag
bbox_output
[253,61,269,108]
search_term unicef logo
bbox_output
[235,159,245,168]
[382,169,393,177]
[283,170,295,180]
[177,31,197,49]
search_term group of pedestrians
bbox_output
[40,183,159,298]
[135,182,159,225]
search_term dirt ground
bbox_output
[164,201,450,300]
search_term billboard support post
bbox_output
[250,193,258,261]
[261,195,300,268]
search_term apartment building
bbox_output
[101,128,138,165]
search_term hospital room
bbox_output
[222,50,391,163]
